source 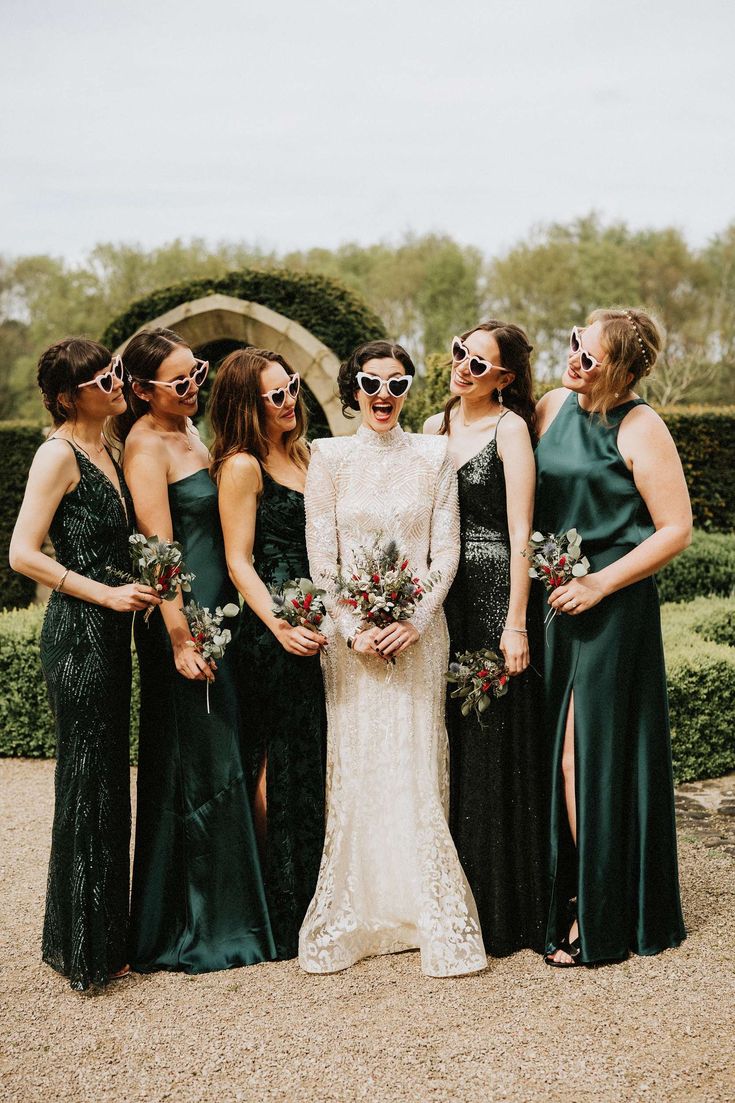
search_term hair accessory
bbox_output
[624,311,650,369]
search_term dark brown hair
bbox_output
[439,321,537,441]
[585,308,664,417]
[209,348,309,484]
[113,327,190,442]
[37,337,112,426]
[338,340,416,417]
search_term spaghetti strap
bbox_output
[492,408,510,442]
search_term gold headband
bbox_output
[624,310,650,369]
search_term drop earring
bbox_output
[497,388,504,407]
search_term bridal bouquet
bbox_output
[126,532,196,623]
[446,648,509,721]
[337,538,439,630]
[181,600,239,713]
[270,577,327,632]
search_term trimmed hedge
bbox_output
[0,422,46,609]
[657,407,735,532]
[656,530,735,603]
[662,596,735,783]
[2,597,732,785]
[0,604,140,763]
[101,268,387,361]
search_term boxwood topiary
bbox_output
[657,406,735,532]
[100,268,387,361]
[0,422,46,609]
[656,530,735,603]
[661,596,735,783]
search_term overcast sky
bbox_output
[2,0,734,262]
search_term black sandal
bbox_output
[544,898,583,968]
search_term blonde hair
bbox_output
[586,308,664,417]
[209,348,309,484]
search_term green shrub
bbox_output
[657,407,735,532]
[661,596,735,783]
[101,268,386,361]
[0,422,46,609]
[656,530,735,603]
[3,598,731,785]
[0,603,140,763]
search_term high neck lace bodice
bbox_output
[355,424,405,448]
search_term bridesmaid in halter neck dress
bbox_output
[535,308,690,967]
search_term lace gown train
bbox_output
[298,425,486,977]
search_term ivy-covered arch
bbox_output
[101,269,386,436]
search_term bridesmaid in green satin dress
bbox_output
[118,328,274,973]
[535,308,691,967]
[210,349,327,960]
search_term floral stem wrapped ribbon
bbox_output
[270,578,327,649]
[524,528,590,635]
[337,538,439,667]
[127,533,195,623]
[181,601,239,714]
[446,648,510,721]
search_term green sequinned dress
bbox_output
[40,443,134,991]
[237,469,327,960]
[534,393,686,962]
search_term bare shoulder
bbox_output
[536,387,571,435]
[422,411,444,435]
[124,420,167,465]
[618,403,677,453]
[219,450,262,491]
[33,437,80,482]
[497,409,530,440]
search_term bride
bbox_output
[298,340,487,977]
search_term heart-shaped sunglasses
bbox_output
[77,356,126,394]
[569,328,602,372]
[262,373,301,408]
[356,372,413,398]
[131,358,210,398]
[451,337,503,378]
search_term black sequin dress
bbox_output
[39,443,134,991]
[445,426,549,956]
[236,469,327,960]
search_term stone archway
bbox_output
[113,294,349,436]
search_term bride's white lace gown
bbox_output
[298,425,487,977]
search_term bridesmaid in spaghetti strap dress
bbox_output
[535,308,691,967]
[211,349,327,961]
[10,338,160,990]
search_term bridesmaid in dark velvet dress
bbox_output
[424,322,548,956]
[211,348,327,960]
[10,338,160,990]
[535,308,690,967]
[119,328,274,974]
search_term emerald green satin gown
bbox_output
[535,393,686,962]
[130,469,275,973]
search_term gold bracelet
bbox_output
[502,625,527,634]
[55,568,70,593]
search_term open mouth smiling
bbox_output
[371,399,395,422]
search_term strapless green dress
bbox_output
[534,393,685,962]
[129,469,275,972]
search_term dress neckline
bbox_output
[262,468,305,497]
[456,436,498,473]
[168,467,211,488]
[62,441,129,521]
[356,424,405,448]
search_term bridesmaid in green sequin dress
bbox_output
[119,329,274,973]
[210,349,327,960]
[534,308,691,967]
[10,338,161,991]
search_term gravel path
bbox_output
[2,758,734,1103]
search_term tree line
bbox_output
[1,213,733,421]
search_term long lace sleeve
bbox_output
[411,448,460,636]
[304,441,355,641]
